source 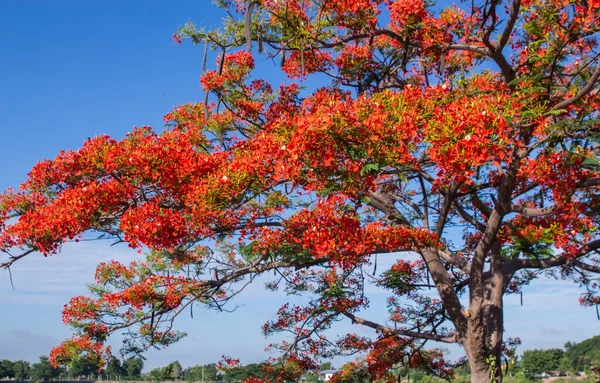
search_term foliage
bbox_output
[68,358,100,378]
[564,335,600,372]
[104,356,126,379]
[521,348,564,377]
[558,356,575,374]
[147,367,165,381]
[145,360,184,381]
[0,360,15,379]
[183,363,219,382]
[1,1,600,383]
[12,360,30,381]
[30,356,62,382]
[122,356,144,379]
[165,361,183,380]
[222,363,266,382]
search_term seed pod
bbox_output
[245,1,257,51]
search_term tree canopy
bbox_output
[30,356,63,382]
[1,0,600,382]
[520,348,564,377]
[104,356,126,379]
[11,361,30,381]
[564,335,600,372]
[123,357,144,380]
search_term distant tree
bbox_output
[558,356,574,374]
[104,356,125,379]
[123,357,144,380]
[245,364,266,380]
[521,350,544,377]
[12,360,30,381]
[223,363,266,382]
[69,358,98,378]
[202,364,218,382]
[521,349,563,377]
[319,362,333,371]
[165,361,183,380]
[183,366,200,382]
[31,356,62,382]
[183,364,218,382]
[543,349,564,371]
[147,367,164,381]
[0,360,14,379]
[171,361,183,380]
[564,335,600,372]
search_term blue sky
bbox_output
[0,0,598,372]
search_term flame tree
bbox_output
[1,0,600,382]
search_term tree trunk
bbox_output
[463,327,492,383]
[462,289,504,382]
[469,360,492,383]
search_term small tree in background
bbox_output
[0,360,15,380]
[30,356,62,382]
[104,356,125,380]
[123,357,144,380]
[165,361,183,381]
[12,361,30,381]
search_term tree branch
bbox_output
[0,248,37,269]
[552,63,600,111]
[368,190,410,226]
[510,204,556,218]
[497,0,521,52]
[454,202,487,232]
[342,312,458,344]
[506,239,600,272]
[436,184,458,237]
[438,249,471,273]
[571,259,600,273]
[583,177,600,188]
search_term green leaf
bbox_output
[582,157,599,169]
[239,241,259,261]
[360,163,379,175]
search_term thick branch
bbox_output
[583,177,600,188]
[498,0,521,52]
[368,190,410,226]
[510,204,556,218]
[470,146,528,318]
[422,247,468,333]
[438,249,470,273]
[436,184,458,237]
